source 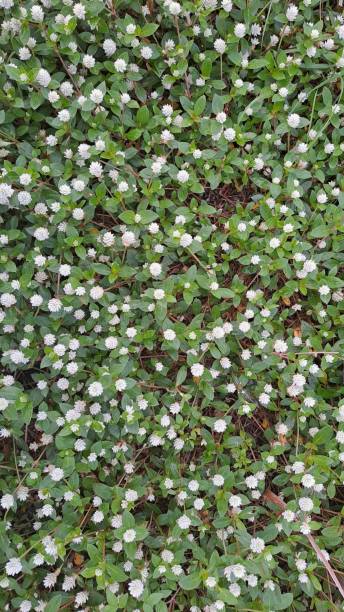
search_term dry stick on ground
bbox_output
[263,489,344,600]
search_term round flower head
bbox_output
[234,23,246,38]
[287,113,301,128]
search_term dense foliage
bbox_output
[1,0,344,610]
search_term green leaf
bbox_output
[144,591,171,606]
[176,366,187,386]
[309,225,329,238]
[262,590,293,610]
[30,92,44,109]
[126,128,142,141]
[194,96,206,116]
[107,565,128,582]
[211,94,225,113]
[140,23,159,36]
[179,573,201,590]
[136,106,150,127]
[45,595,63,612]
[313,425,333,445]
[201,58,212,78]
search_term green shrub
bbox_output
[1,0,344,610]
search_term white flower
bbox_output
[239,321,250,333]
[90,286,104,300]
[286,4,298,21]
[162,104,173,117]
[123,528,136,542]
[212,474,224,486]
[250,537,265,553]
[75,592,89,606]
[149,262,162,277]
[48,298,62,312]
[0,398,9,412]
[59,264,71,276]
[92,510,104,523]
[103,39,117,56]
[177,170,189,183]
[229,583,241,597]
[191,363,204,377]
[128,579,144,599]
[319,285,330,296]
[89,162,103,178]
[177,514,191,529]
[274,339,288,353]
[299,497,314,512]
[50,467,64,482]
[298,572,309,584]
[337,25,344,40]
[247,574,258,587]
[90,88,104,104]
[269,237,280,249]
[336,431,344,444]
[122,231,136,247]
[287,113,301,128]
[214,419,226,433]
[229,495,242,508]
[180,233,193,247]
[73,2,85,18]
[105,337,118,349]
[168,1,181,15]
[292,461,305,474]
[36,68,51,87]
[0,293,16,307]
[62,575,76,592]
[302,474,315,488]
[163,329,176,341]
[34,228,49,241]
[102,231,115,246]
[152,161,163,175]
[234,23,246,38]
[216,112,227,124]
[88,382,103,397]
[31,5,44,20]
[1,494,14,509]
[317,192,327,204]
[141,46,153,59]
[6,558,22,576]
[214,38,226,54]
[245,475,258,489]
[115,379,127,391]
[43,572,58,588]
[83,54,95,68]
[118,181,129,192]
[282,509,295,522]
[154,289,165,300]
[114,58,127,73]
[58,109,70,123]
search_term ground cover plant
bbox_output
[1,0,344,610]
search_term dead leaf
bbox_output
[73,553,84,567]
[278,433,287,445]
[262,418,270,429]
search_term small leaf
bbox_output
[179,573,200,590]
